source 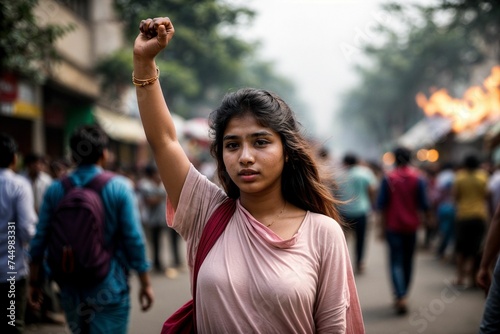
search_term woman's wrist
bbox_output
[133,60,157,78]
[132,66,160,87]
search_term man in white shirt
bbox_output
[0,133,37,333]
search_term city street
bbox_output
[26,223,486,334]
[3,2,497,334]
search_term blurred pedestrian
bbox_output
[110,163,137,190]
[476,202,500,334]
[488,148,500,214]
[22,153,52,214]
[423,164,440,249]
[22,155,64,326]
[316,145,339,198]
[338,153,377,274]
[0,133,37,334]
[28,125,154,333]
[434,162,456,261]
[49,158,71,179]
[376,146,430,315]
[134,17,364,333]
[453,154,489,288]
[137,165,174,274]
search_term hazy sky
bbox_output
[238,0,431,141]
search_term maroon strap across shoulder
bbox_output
[192,198,236,331]
[61,171,115,193]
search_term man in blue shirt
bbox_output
[29,125,154,333]
[0,133,37,334]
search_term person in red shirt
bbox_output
[377,147,430,315]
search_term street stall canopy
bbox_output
[397,116,452,150]
[454,119,495,143]
[93,107,146,144]
[94,108,187,144]
[484,120,500,148]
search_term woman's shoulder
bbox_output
[174,164,227,225]
[303,212,347,255]
[306,211,344,235]
[183,164,226,199]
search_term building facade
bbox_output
[0,0,147,170]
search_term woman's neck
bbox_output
[239,192,285,221]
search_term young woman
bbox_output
[134,17,364,333]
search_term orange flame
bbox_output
[416,66,500,133]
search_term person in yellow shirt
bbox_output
[453,154,490,287]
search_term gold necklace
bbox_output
[266,201,287,227]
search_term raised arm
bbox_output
[133,17,190,209]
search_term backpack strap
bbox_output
[60,171,115,194]
[61,176,75,193]
[84,171,115,193]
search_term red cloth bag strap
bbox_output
[346,268,365,334]
[192,198,236,332]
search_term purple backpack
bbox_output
[47,172,115,287]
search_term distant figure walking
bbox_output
[22,153,52,214]
[338,153,377,274]
[377,147,430,315]
[453,154,489,288]
[434,162,456,260]
[137,164,182,277]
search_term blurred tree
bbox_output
[335,1,495,156]
[429,0,500,59]
[0,0,72,82]
[97,0,307,123]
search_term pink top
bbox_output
[169,165,363,333]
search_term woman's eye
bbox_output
[255,139,269,146]
[225,142,238,149]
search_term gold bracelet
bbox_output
[132,67,160,87]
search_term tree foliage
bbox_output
[0,0,72,82]
[428,0,500,55]
[335,0,498,156]
[96,0,305,120]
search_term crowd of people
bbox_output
[3,128,500,332]
[2,124,500,333]
[0,129,190,333]
[332,146,500,327]
[2,112,500,333]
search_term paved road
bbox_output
[26,224,486,333]
[353,227,485,334]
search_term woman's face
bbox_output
[222,113,285,197]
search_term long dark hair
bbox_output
[209,88,343,224]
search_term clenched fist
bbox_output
[134,17,175,62]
